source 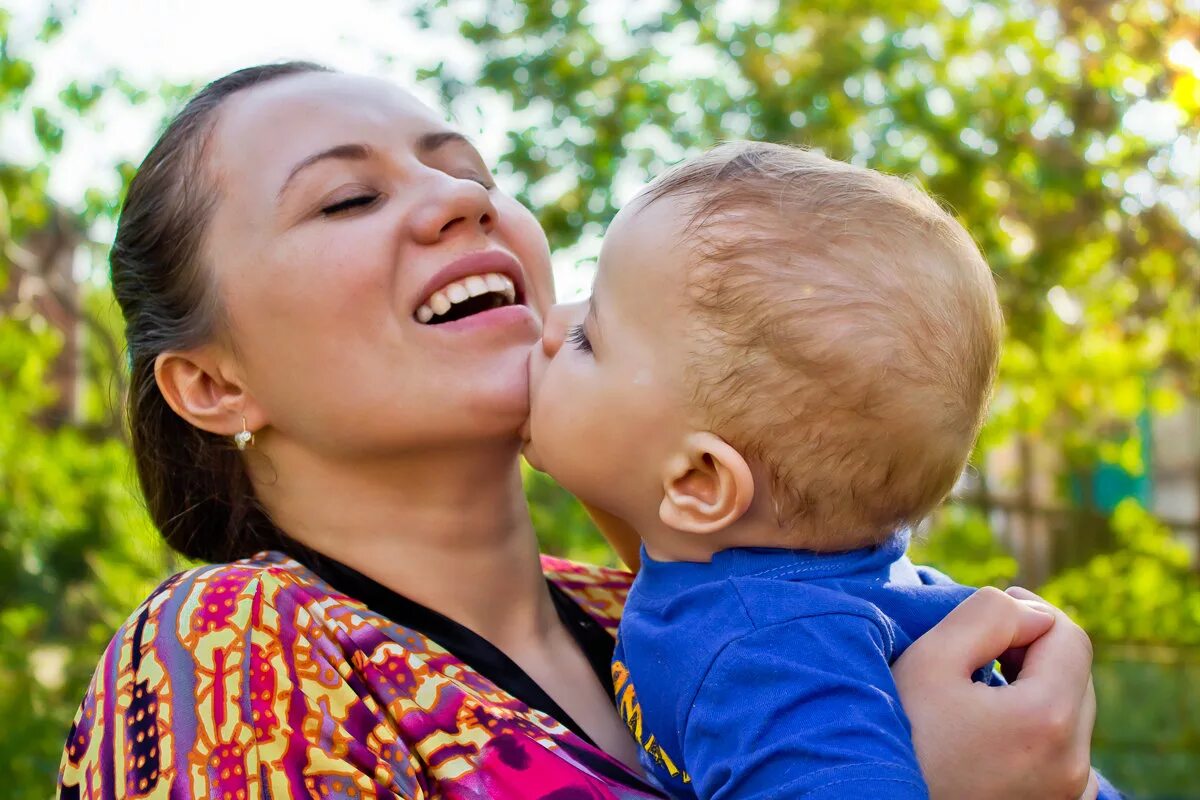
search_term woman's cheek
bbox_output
[500,200,554,313]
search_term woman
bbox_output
[58,62,1098,799]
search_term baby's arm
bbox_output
[682,612,928,800]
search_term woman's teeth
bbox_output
[416,272,517,324]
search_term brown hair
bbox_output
[111,61,331,562]
[642,142,1003,548]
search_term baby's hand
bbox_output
[581,502,642,571]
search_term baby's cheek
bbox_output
[543,396,609,491]
[530,373,578,457]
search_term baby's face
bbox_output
[525,195,697,530]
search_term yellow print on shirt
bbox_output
[611,659,691,784]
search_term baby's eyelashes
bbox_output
[566,323,593,354]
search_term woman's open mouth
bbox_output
[416,272,518,325]
[413,249,530,328]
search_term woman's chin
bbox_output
[445,362,526,417]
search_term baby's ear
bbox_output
[658,432,755,535]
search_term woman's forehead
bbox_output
[208,72,449,184]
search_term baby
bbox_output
[524,142,1113,799]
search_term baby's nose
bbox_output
[541,304,569,358]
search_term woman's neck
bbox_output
[252,439,557,649]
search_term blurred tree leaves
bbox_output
[416,0,1199,612]
[0,10,170,796]
[909,505,1021,588]
[0,317,167,790]
[1,0,1198,796]
[419,0,1198,467]
[1043,498,1200,645]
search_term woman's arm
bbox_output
[893,586,1098,800]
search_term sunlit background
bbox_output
[2,1,1198,796]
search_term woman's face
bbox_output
[202,72,554,457]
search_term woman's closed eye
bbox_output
[566,323,592,353]
[321,192,381,216]
[318,173,488,217]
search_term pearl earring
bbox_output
[234,417,255,451]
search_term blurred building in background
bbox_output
[978,398,1200,585]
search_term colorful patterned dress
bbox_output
[57,550,665,799]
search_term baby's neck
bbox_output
[641,515,840,564]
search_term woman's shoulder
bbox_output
[540,553,634,634]
[94,551,345,671]
[60,551,352,795]
[123,550,326,621]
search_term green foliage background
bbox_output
[2,1,1197,797]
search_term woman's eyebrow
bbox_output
[417,130,472,152]
[277,142,374,202]
[418,130,491,170]
[275,132,478,203]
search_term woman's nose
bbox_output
[408,174,498,245]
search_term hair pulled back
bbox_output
[112,61,331,562]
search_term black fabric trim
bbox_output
[546,580,621,702]
[292,549,607,742]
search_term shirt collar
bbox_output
[638,529,912,587]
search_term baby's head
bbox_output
[527,142,1002,558]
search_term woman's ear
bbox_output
[155,348,262,436]
[658,432,755,535]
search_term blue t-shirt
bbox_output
[612,531,1120,799]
